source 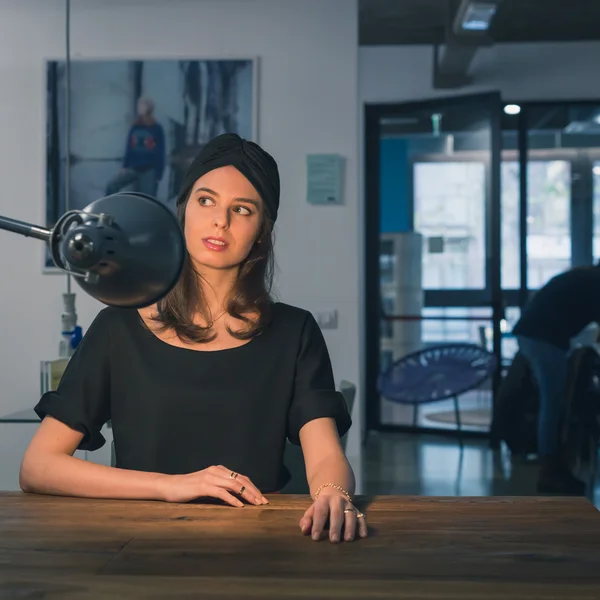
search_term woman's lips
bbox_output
[202,238,229,252]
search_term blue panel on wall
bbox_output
[379,138,410,233]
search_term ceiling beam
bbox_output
[434,0,501,89]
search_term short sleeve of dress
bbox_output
[33,308,112,451]
[287,312,352,445]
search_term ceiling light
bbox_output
[458,1,498,32]
[504,104,521,116]
[594,114,600,124]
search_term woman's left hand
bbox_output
[299,491,368,543]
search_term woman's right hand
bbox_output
[157,465,268,507]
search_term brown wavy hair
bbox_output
[150,188,275,343]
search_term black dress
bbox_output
[34,303,351,492]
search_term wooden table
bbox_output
[1,492,599,599]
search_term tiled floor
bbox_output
[361,431,600,510]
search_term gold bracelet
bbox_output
[313,482,353,502]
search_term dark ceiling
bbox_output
[359,0,600,46]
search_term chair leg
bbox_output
[455,446,465,495]
[453,395,463,448]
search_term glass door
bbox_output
[366,97,600,438]
[365,93,503,434]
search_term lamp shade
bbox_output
[59,192,185,308]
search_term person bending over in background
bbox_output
[21,133,366,544]
[513,264,600,495]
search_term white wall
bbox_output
[0,0,361,489]
[360,41,600,103]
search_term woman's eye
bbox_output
[235,206,252,216]
[198,196,214,206]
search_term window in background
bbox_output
[414,162,486,290]
[501,161,520,289]
[501,160,571,290]
[527,160,571,289]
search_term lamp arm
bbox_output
[0,210,109,284]
[0,215,52,241]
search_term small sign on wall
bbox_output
[306,154,345,205]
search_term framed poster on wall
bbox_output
[44,57,258,271]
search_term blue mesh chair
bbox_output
[378,343,497,445]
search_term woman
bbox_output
[20,133,367,544]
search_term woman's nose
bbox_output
[213,210,230,228]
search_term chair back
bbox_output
[378,343,497,405]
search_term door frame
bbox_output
[364,92,503,434]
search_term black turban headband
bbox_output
[177,133,280,222]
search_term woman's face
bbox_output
[184,165,264,271]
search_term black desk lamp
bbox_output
[0,192,185,308]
